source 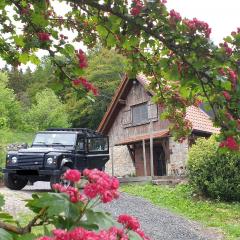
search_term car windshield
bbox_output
[33,133,76,146]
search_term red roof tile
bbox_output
[186,106,220,134]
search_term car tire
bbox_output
[4,173,28,190]
[50,166,72,190]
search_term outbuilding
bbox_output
[97,74,219,177]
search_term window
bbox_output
[88,137,109,152]
[132,103,148,125]
[76,137,84,151]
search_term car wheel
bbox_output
[50,166,72,190]
[4,173,28,190]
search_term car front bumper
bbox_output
[2,168,61,176]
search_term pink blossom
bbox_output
[64,169,81,182]
[218,68,226,76]
[220,136,239,150]
[130,0,144,16]
[135,229,150,240]
[76,49,88,69]
[223,42,233,56]
[118,214,140,231]
[222,91,231,101]
[37,32,50,42]
[83,169,120,203]
[72,78,81,86]
[169,9,182,22]
[183,18,211,38]
[36,237,52,240]
[227,68,238,89]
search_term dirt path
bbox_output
[0,182,224,240]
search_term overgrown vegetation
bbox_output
[0,72,23,129]
[3,47,128,130]
[122,184,240,240]
[187,136,240,201]
[25,89,70,131]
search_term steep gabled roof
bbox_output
[97,74,220,135]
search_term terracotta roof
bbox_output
[115,130,169,146]
[186,106,220,134]
[97,73,220,135]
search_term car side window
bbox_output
[76,137,84,151]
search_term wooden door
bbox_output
[153,144,166,176]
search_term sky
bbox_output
[166,0,240,43]
[1,0,240,70]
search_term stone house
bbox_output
[97,74,219,177]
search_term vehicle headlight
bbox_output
[11,156,18,164]
[47,157,54,165]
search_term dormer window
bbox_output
[132,102,148,125]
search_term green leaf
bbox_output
[49,82,64,92]
[13,35,25,47]
[109,15,121,32]
[29,55,40,65]
[16,233,37,240]
[106,34,116,47]
[224,36,232,43]
[0,212,15,223]
[19,53,30,64]
[31,13,48,27]
[72,67,84,76]
[96,25,108,38]
[128,231,143,240]
[27,193,81,220]
[85,209,117,230]
[0,0,6,9]
[64,44,75,56]
[0,229,13,240]
[77,221,99,230]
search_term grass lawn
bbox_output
[122,184,240,240]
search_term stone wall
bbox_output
[167,137,188,176]
[105,145,136,177]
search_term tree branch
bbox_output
[0,207,47,235]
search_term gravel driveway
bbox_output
[0,182,223,240]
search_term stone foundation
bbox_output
[168,137,188,176]
[105,145,136,177]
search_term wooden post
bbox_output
[111,146,114,176]
[142,139,147,176]
[150,121,154,177]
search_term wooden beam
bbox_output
[118,99,126,105]
[142,139,147,176]
[149,120,154,177]
[150,137,154,177]
[110,146,114,176]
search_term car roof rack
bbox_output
[46,128,102,137]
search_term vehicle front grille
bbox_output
[18,154,44,169]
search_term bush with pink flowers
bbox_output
[0,169,150,240]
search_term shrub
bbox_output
[187,136,240,201]
[25,88,70,131]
